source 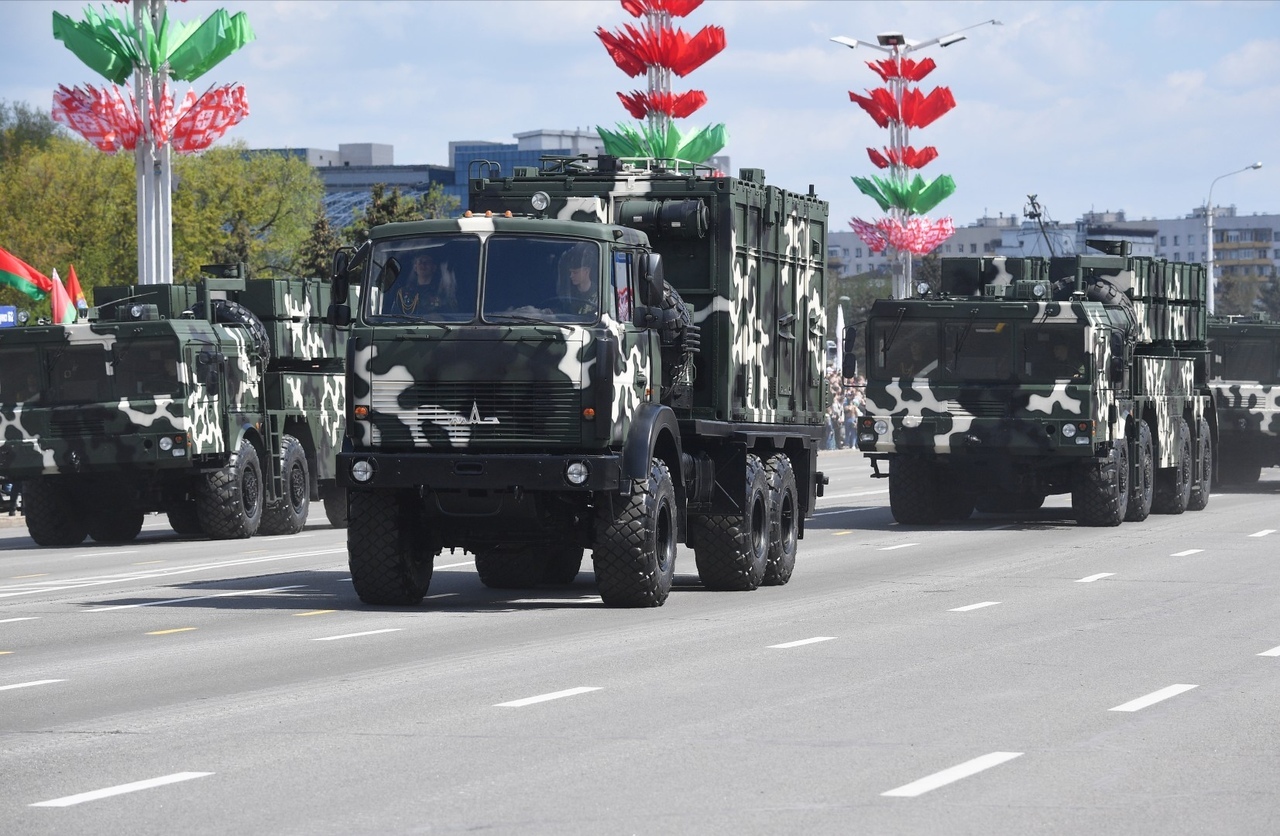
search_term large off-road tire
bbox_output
[88,508,145,543]
[167,500,204,536]
[888,455,939,524]
[1072,440,1129,527]
[593,458,678,607]
[1124,420,1155,522]
[320,483,348,528]
[196,437,264,539]
[1187,417,1212,512]
[259,435,309,536]
[189,299,271,366]
[541,546,584,585]
[348,489,435,605]
[1218,450,1261,485]
[763,454,798,586]
[23,477,88,547]
[475,546,545,590]
[975,491,1045,514]
[1152,417,1192,515]
[692,454,769,591]
[939,485,976,521]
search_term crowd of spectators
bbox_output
[825,366,867,450]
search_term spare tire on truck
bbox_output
[187,299,272,366]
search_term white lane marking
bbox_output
[878,543,918,551]
[813,507,879,517]
[495,686,601,708]
[86,585,306,612]
[1171,549,1203,557]
[882,751,1023,797]
[0,617,39,624]
[950,601,1001,612]
[435,560,475,570]
[1249,529,1276,538]
[0,547,344,600]
[313,628,403,642]
[769,636,836,649]
[508,596,602,605]
[74,550,139,558]
[0,679,66,692]
[1076,573,1114,583]
[30,772,213,807]
[1109,683,1198,712]
[425,593,459,600]
[1258,645,1280,657]
[821,489,889,500]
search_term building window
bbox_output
[1174,252,1180,260]
[1160,236,1167,246]
[856,247,862,259]
[1173,235,1179,245]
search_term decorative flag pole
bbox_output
[831,20,1000,299]
[595,0,727,165]
[52,0,254,285]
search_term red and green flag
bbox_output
[0,246,54,301]
[50,269,78,325]
[66,264,88,311]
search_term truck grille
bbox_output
[49,414,107,437]
[370,380,582,447]
[947,399,1008,418]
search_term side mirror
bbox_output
[1109,354,1126,384]
[841,325,858,379]
[638,253,664,307]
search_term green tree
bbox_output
[346,183,423,243]
[1256,276,1280,321]
[295,209,344,280]
[416,182,460,220]
[0,100,63,166]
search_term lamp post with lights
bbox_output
[1205,162,1262,314]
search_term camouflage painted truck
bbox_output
[854,241,1214,526]
[0,266,346,545]
[328,155,829,607]
[1208,313,1280,483]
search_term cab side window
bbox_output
[612,250,633,323]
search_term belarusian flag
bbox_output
[66,264,88,311]
[0,246,53,300]
[50,269,78,324]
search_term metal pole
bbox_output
[1204,162,1263,314]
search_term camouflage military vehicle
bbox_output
[855,241,1214,526]
[328,155,829,607]
[0,265,346,545]
[1208,313,1280,483]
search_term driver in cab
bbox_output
[558,243,599,317]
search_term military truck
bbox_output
[0,265,346,545]
[1208,313,1280,483]
[328,155,829,607]
[854,242,1214,526]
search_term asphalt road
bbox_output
[2,450,1279,835]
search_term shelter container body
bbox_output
[1208,313,1280,483]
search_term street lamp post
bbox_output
[1205,162,1262,314]
[832,19,1000,299]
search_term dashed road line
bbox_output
[1076,573,1114,583]
[293,610,336,617]
[313,628,403,642]
[0,617,38,624]
[769,636,836,649]
[1109,684,1198,712]
[146,628,197,636]
[435,560,475,570]
[30,772,213,807]
[832,531,854,536]
[881,752,1023,797]
[74,550,138,559]
[950,602,1000,612]
[86,585,306,612]
[0,679,65,692]
[425,593,459,600]
[1171,549,1203,557]
[1249,530,1275,538]
[10,574,48,580]
[1257,645,1280,657]
[878,543,918,551]
[495,686,601,708]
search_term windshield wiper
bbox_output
[881,307,907,367]
[950,309,979,368]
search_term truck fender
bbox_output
[622,403,682,485]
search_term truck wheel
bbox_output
[593,458,677,607]
[321,484,348,528]
[1218,452,1260,485]
[23,478,88,547]
[763,454,798,586]
[88,509,144,543]
[259,435,309,536]
[1124,420,1154,522]
[197,437,263,539]
[1152,418,1192,515]
[975,491,1044,514]
[888,455,939,524]
[189,299,272,366]
[542,547,584,585]
[1072,439,1129,526]
[348,489,434,605]
[692,454,769,591]
[1187,417,1212,512]
[475,546,545,589]
[167,501,204,536]
[939,484,976,521]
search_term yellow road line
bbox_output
[833,531,853,536]
[147,627,197,636]
[293,610,336,617]
[0,651,12,655]
[132,561,165,566]
[10,573,48,579]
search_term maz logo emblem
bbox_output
[448,401,500,425]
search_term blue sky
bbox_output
[2,1,1277,230]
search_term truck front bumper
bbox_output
[336,451,624,493]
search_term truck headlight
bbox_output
[351,459,375,483]
[873,419,889,435]
[159,437,173,451]
[565,461,590,486]
[1061,422,1077,438]
[531,191,551,212]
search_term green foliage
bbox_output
[1256,277,1280,321]
[346,183,425,243]
[170,142,324,279]
[0,101,64,166]
[825,253,894,371]
[296,210,343,280]
[416,182,460,221]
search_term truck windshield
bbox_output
[366,235,480,323]
[44,344,110,405]
[113,338,182,397]
[1019,325,1088,382]
[0,346,40,405]
[871,320,939,380]
[945,319,1015,380]
[1213,338,1278,382]
[483,236,600,325]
